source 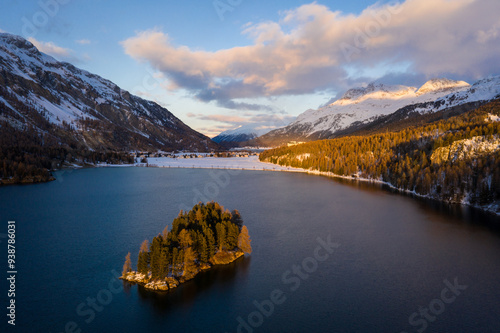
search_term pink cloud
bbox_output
[121,0,500,104]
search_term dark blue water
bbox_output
[1,167,499,333]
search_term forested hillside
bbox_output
[0,118,134,185]
[260,100,500,213]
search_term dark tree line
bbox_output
[260,99,500,208]
[0,112,134,184]
[0,119,134,184]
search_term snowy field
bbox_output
[137,155,305,172]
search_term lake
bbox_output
[1,167,499,332]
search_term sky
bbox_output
[1,0,499,137]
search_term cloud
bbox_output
[28,37,84,63]
[28,37,72,57]
[196,125,235,138]
[76,39,91,45]
[121,0,500,109]
[216,99,274,112]
[195,114,250,124]
[189,112,295,129]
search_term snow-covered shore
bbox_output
[303,169,500,216]
[136,155,306,173]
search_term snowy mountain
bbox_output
[0,33,219,152]
[420,76,500,113]
[259,79,474,144]
[212,124,274,145]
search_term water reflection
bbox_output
[325,176,500,235]
[135,255,251,314]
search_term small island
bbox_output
[121,201,252,291]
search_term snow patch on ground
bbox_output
[486,114,500,122]
[431,136,500,164]
[137,155,306,172]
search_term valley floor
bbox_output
[133,155,305,172]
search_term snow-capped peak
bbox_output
[220,124,273,137]
[212,123,279,143]
[287,77,488,138]
[416,78,470,95]
[431,75,500,111]
[335,83,417,106]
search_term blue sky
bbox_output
[1,0,499,136]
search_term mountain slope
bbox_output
[0,33,219,152]
[255,78,500,147]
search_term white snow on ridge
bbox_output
[32,96,81,124]
[0,32,156,134]
[219,124,271,137]
[416,78,469,95]
[213,123,283,142]
[293,79,471,134]
[434,76,500,111]
[288,77,500,137]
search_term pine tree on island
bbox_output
[122,252,132,276]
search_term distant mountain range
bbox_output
[249,77,500,147]
[0,33,220,152]
[212,123,275,146]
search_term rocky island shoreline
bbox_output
[121,250,244,291]
[120,202,251,292]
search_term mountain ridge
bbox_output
[0,33,221,184]
[251,77,500,147]
[212,123,276,146]
[0,32,220,152]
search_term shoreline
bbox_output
[299,168,500,217]
[3,157,498,216]
[120,251,244,292]
[133,159,499,217]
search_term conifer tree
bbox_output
[158,250,168,279]
[199,236,209,263]
[205,227,216,258]
[183,247,197,277]
[178,229,193,248]
[215,223,227,251]
[149,237,162,279]
[162,225,169,241]
[122,252,132,276]
[238,226,252,254]
[231,210,243,230]
[172,247,179,275]
[227,223,239,250]
[137,239,150,275]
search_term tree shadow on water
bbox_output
[330,176,500,235]
[135,255,252,314]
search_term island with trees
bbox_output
[121,202,252,291]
